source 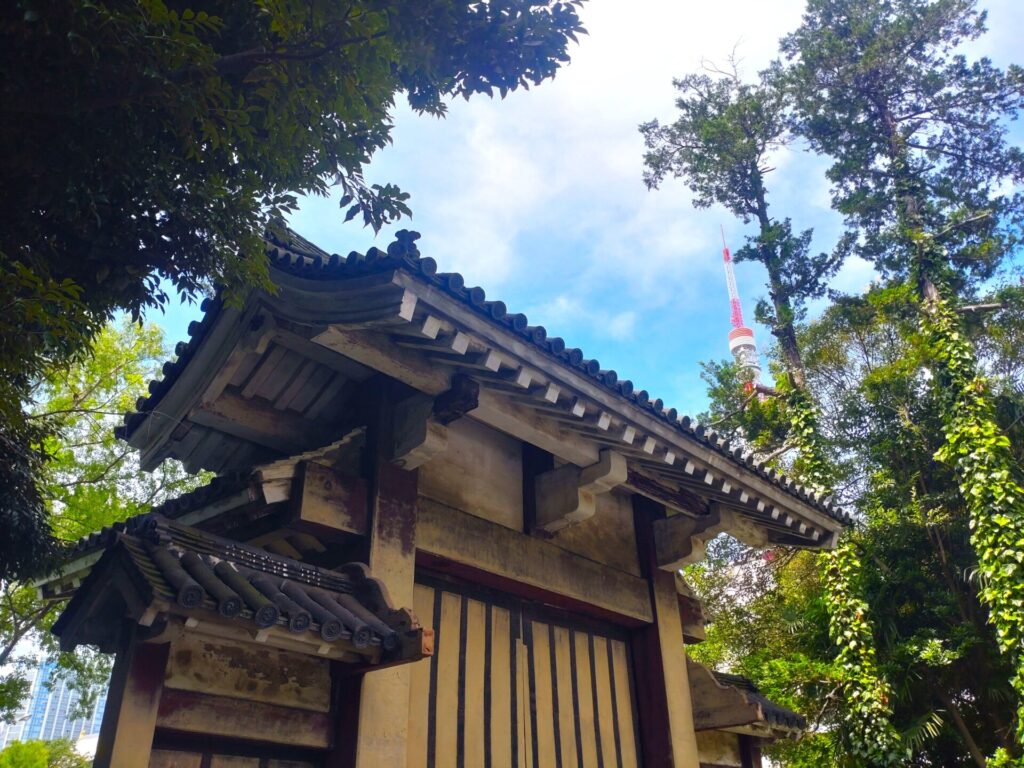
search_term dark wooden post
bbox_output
[93,625,169,768]
[350,380,420,768]
[632,495,701,767]
[739,734,763,768]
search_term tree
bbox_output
[0,740,89,768]
[641,62,848,387]
[1,320,203,724]
[0,0,586,580]
[783,0,1024,758]
[694,283,1024,766]
[642,64,901,765]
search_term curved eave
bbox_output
[118,231,849,545]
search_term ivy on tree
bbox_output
[784,0,1024,760]
[642,61,901,764]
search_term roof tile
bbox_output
[118,228,851,525]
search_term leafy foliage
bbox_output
[781,0,1024,287]
[923,295,1024,750]
[694,287,1024,766]
[643,56,900,763]
[0,321,204,724]
[786,384,903,766]
[784,1,1024,762]
[0,740,89,768]
[0,0,586,579]
[641,63,848,384]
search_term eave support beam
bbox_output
[389,376,480,469]
[534,448,627,534]
[653,503,735,570]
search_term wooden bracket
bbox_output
[290,462,368,538]
[534,449,628,534]
[390,376,479,469]
[653,503,773,569]
[391,393,447,469]
[432,375,479,425]
[675,572,706,644]
[653,503,735,570]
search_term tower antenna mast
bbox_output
[719,227,762,390]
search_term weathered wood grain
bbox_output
[156,689,331,749]
[164,635,331,713]
[416,499,652,624]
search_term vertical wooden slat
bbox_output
[407,585,435,768]
[518,638,532,768]
[610,640,639,768]
[463,599,487,768]
[553,625,578,768]
[573,632,599,768]
[530,621,557,767]
[435,591,463,768]
[592,637,619,768]
[413,583,642,768]
[490,606,513,768]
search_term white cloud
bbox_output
[286,0,1022,414]
[608,311,637,341]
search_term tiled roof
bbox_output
[118,228,849,525]
[711,671,807,732]
[64,473,254,559]
[52,514,425,664]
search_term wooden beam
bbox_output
[393,330,469,355]
[474,389,598,467]
[191,389,345,454]
[156,688,331,748]
[625,468,708,517]
[314,325,450,396]
[290,462,368,539]
[416,498,652,624]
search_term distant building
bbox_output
[0,659,107,748]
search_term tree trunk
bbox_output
[751,188,807,389]
[935,688,987,768]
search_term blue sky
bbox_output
[156,0,1024,417]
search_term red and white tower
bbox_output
[720,228,762,389]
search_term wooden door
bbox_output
[407,578,641,768]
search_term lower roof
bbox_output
[51,513,429,666]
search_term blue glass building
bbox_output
[0,660,107,748]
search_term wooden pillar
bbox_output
[93,627,168,768]
[739,734,763,768]
[352,383,420,768]
[632,496,701,768]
